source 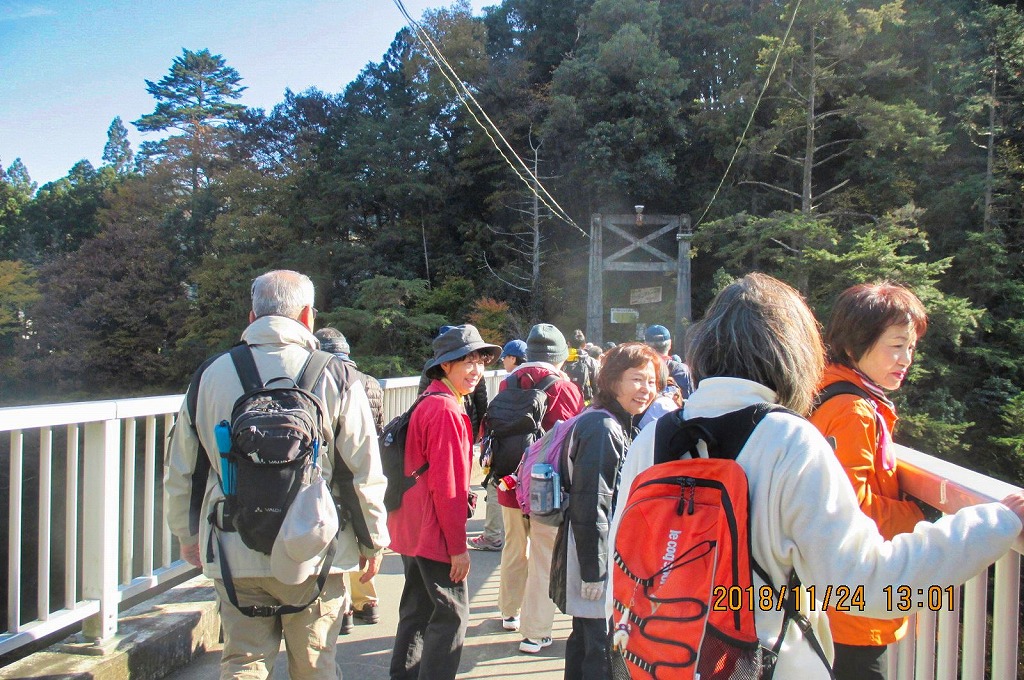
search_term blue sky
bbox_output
[0,0,492,187]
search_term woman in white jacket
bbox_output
[610,272,1024,678]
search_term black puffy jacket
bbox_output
[333,355,384,434]
[550,400,636,613]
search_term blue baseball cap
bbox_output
[499,339,528,360]
[644,324,671,344]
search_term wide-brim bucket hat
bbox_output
[424,324,500,378]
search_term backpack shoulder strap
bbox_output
[812,380,873,411]
[752,563,836,679]
[296,350,334,392]
[652,403,797,465]
[186,348,233,427]
[229,344,263,392]
[535,373,559,393]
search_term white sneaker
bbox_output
[502,616,520,631]
[519,637,553,653]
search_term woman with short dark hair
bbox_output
[389,325,500,680]
[810,282,929,679]
[612,273,1024,678]
[550,342,663,680]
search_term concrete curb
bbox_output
[0,576,219,680]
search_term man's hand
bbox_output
[181,542,201,568]
[581,580,605,601]
[449,551,471,583]
[359,553,382,583]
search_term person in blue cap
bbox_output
[469,339,527,551]
[500,338,528,373]
[643,324,694,398]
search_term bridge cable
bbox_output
[692,0,803,231]
[391,0,584,236]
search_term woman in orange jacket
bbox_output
[810,282,928,680]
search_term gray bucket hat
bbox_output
[424,325,500,378]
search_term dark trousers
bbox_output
[833,642,888,680]
[389,555,469,680]
[564,616,610,680]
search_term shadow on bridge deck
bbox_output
[165,487,571,680]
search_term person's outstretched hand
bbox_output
[1000,491,1024,527]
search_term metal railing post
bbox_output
[81,419,121,642]
[991,551,1021,680]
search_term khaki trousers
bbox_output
[498,507,558,639]
[498,506,530,617]
[519,520,558,640]
[215,573,347,680]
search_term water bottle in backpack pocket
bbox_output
[529,463,561,515]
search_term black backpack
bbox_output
[190,344,337,617]
[564,355,593,402]
[483,373,559,480]
[379,391,446,511]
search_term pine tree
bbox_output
[102,117,134,174]
[134,48,246,195]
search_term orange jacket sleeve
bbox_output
[810,395,924,539]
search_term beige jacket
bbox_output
[164,315,389,579]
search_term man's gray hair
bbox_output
[251,270,315,320]
[685,272,824,415]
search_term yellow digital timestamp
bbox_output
[883,585,957,612]
[710,584,867,612]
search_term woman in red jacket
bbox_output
[810,282,928,680]
[388,325,500,680]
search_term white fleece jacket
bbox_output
[610,377,1021,679]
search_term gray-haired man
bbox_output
[165,270,388,680]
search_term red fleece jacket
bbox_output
[387,380,473,563]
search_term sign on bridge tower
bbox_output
[586,210,692,347]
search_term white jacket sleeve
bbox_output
[753,413,1022,618]
[331,378,390,556]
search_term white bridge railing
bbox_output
[0,375,1020,680]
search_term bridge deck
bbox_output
[165,485,570,680]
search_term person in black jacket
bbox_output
[315,327,385,632]
[550,342,664,680]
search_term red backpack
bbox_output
[610,404,834,680]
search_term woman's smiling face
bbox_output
[613,361,658,415]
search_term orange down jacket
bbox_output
[809,364,925,646]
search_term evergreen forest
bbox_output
[1,0,1023,485]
